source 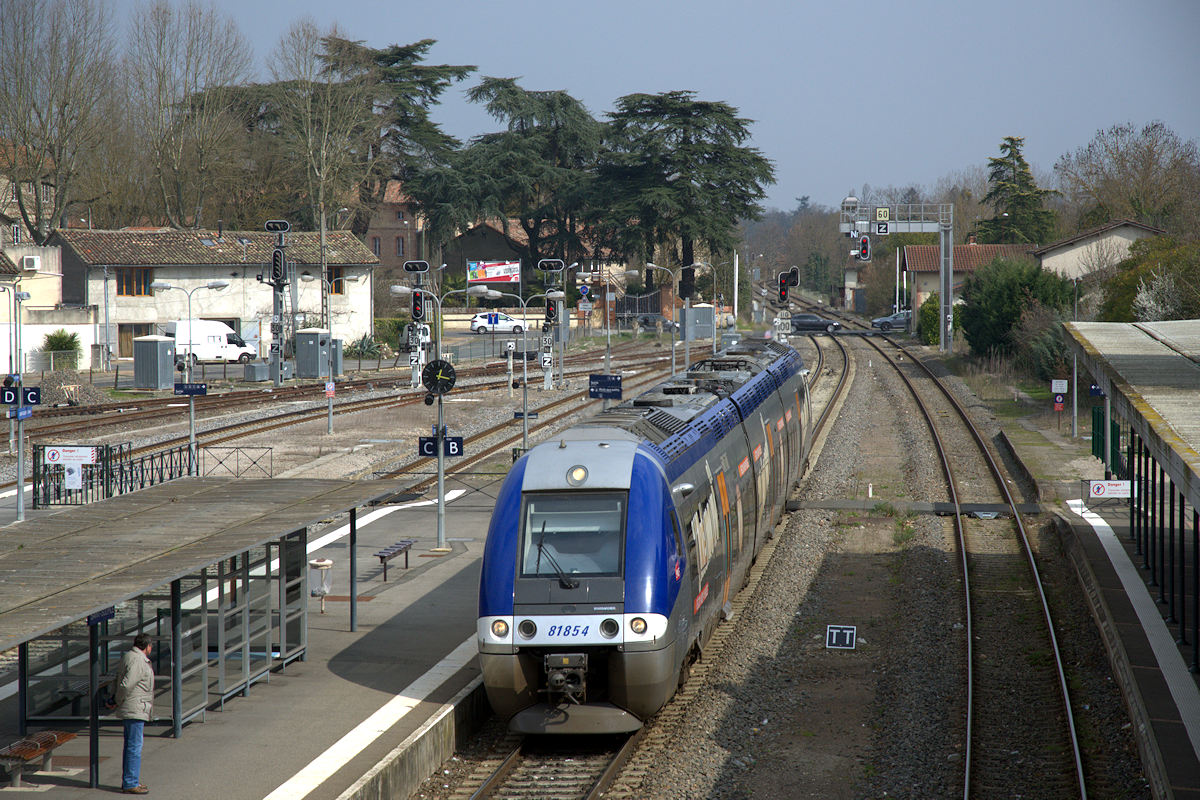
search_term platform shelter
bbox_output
[0,477,410,787]
[1065,320,1199,666]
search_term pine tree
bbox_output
[973,136,1056,245]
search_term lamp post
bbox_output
[688,261,721,356]
[149,279,230,475]
[389,283,494,552]
[301,271,361,434]
[11,288,29,520]
[576,268,613,406]
[633,263,679,375]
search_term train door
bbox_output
[687,487,722,635]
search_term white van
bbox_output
[165,319,257,363]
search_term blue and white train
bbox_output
[477,336,812,733]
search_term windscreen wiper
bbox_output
[536,522,579,589]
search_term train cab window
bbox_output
[520,493,625,578]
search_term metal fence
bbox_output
[32,444,274,507]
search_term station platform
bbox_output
[998,413,1200,799]
[0,479,494,799]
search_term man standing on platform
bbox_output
[111,633,154,794]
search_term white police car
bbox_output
[470,311,524,334]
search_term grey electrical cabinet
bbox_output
[681,306,715,342]
[133,335,176,389]
[296,329,333,379]
[330,338,343,377]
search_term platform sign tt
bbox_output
[826,624,857,650]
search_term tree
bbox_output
[1054,121,1200,234]
[271,19,377,235]
[411,78,601,268]
[128,0,252,229]
[972,136,1057,245]
[0,0,117,244]
[1098,236,1200,321]
[959,258,1072,357]
[598,91,775,295]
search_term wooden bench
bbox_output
[0,731,77,788]
[374,539,416,581]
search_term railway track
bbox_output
[5,342,670,494]
[24,341,649,439]
[427,332,854,800]
[862,333,1086,798]
[448,732,639,800]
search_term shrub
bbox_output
[344,334,380,358]
[42,329,81,369]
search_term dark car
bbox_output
[870,310,912,332]
[634,313,679,332]
[790,313,841,333]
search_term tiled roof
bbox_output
[382,180,414,205]
[902,243,1037,273]
[54,229,379,267]
[1031,219,1165,256]
[0,250,18,276]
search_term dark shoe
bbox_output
[122,786,149,794]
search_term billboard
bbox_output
[467,260,521,284]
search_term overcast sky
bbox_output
[206,0,1199,212]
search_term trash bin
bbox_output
[308,558,333,613]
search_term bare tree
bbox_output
[271,19,378,232]
[1054,121,1200,233]
[0,0,117,244]
[128,0,251,229]
[1075,236,1126,280]
[271,18,378,325]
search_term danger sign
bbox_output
[1087,480,1131,499]
[45,446,97,465]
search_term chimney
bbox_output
[967,234,977,245]
[217,219,224,239]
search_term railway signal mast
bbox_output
[263,220,291,387]
[840,195,955,352]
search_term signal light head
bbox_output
[858,236,871,261]
[777,272,789,303]
[411,290,425,321]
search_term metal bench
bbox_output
[374,539,416,581]
[0,731,77,788]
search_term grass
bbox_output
[871,501,897,517]
[893,513,917,546]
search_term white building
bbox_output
[1032,219,1164,280]
[51,228,379,362]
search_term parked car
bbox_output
[634,313,679,332]
[871,310,912,332]
[470,311,524,334]
[790,313,841,333]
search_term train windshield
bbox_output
[520,492,625,579]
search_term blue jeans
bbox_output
[121,719,144,790]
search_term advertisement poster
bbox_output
[467,260,521,284]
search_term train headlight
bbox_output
[518,620,537,639]
[629,617,647,635]
[490,619,510,638]
[566,465,588,486]
[599,618,619,638]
